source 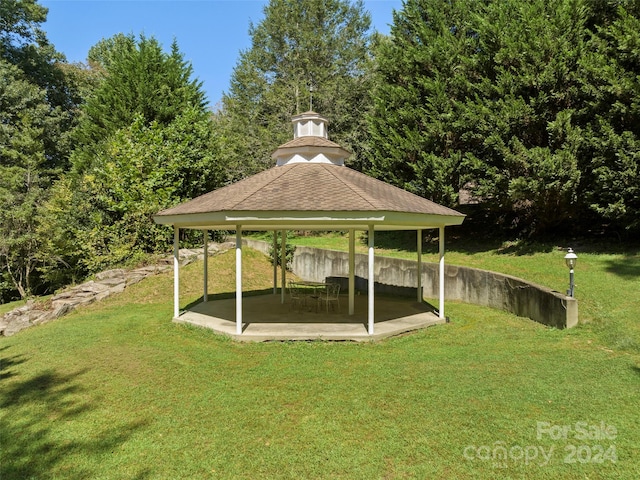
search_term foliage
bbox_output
[86,32,134,71]
[0,0,81,300]
[35,33,220,285]
[266,231,296,271]
[368,0,640,235]
[577,3,640,231]
[1,0,82,125]
[40,108,221,280]
[218,0,373,181]
[0,0,47,50]
[0,60,48,298]
[70,34,208,173]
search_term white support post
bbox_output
[439,226,445,320]
[349,229,355,315]
[236,228,243,335]
[273,231,278,294]
[203,229,208,303]
[368,225,375,335]
[173,226,180,319]
[417,229,422,303]
[280,230,286,304]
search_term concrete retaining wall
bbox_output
[241,239,578,329]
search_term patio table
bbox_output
[289,281,329,311]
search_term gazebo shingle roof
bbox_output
[156,163,463,217]
[276,136,343,149]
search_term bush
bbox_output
[267,232,296,271]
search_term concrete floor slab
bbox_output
[175,293,446,342]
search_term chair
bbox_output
[318,283,340,313]
[288,282,306,311]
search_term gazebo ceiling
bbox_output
[154,163,465,231]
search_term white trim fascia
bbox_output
[154,210,465,230]
[272,145,350,161]
[225,215,385,223]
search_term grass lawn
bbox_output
[1,244,639,479]
[0,300,26,316]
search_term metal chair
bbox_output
[288,282,306,312]
[318,283,340,313]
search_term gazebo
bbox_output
[154,112,465,338]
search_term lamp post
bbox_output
[564,248,578,297]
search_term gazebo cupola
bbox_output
[272,111,351,166]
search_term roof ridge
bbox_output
[342,166,462,215]
[321,164,378,209]
[229,164,291,208]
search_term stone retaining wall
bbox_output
[0,243,235,337]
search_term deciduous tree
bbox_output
[41,35,220,281]
[0,0,82,300]
[71,34,207,173]
[0,60,57,298]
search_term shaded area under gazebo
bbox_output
[178,291,445,342]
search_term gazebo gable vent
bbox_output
[272,111,351,166]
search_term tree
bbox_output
[369,0,640,235]
[40,35,220,280]
[87,32,135,71]
[0,60,56,298]
[0,0,82,300]
[577,3,640,232]
[71,34,207,173]
[367,0,478,207]
[368,0,588,233]
[1,0,81,127]
[462,0,586,232]
[41,109,221,276]
[219,0,373,180]
[0,0,47,56]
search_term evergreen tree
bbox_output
[577,2,640,232]
[41,35,220,281]
[369,0,640,234]
[369,0,588,232]
[219,0,373,180]
[367,0,478,207]
[71,34,207,173]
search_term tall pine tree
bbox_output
[218,0,373,180]
[368,0,587,232]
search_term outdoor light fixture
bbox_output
[564,248,578,297]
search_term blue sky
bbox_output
[40,0,401,107]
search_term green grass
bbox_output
[2,245,639,479]
[0,295,55,318]
[0,299,26,316]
